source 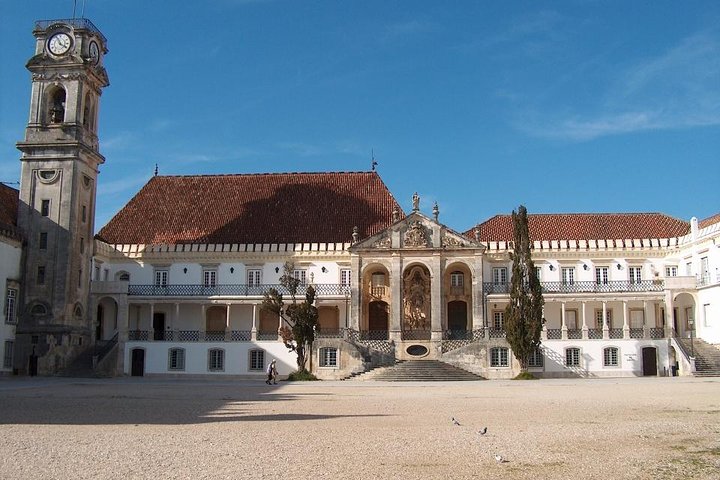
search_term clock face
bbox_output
[48,32,72,55]
[89,41,100,65]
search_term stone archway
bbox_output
[402,264,431,338]
[673,292,696,338]
[96,296,119,342]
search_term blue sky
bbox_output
[1,1,719,233]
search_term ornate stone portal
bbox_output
[403,266,431,331]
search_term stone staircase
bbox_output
[347,360,485,382]
[676,338,720,377]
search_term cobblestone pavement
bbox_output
[0,376,718,479]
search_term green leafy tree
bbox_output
[504,205,545,373]
[262,262,319,373]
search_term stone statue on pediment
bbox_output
[404,220,429,248]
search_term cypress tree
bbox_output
[504,205,545,373]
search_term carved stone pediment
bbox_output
[372,233,392,249]
[441,231,468,248]
[403,220,430,248]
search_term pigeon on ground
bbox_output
[451,417,461,426]
[478,427,487,435]
[494,454,505,463]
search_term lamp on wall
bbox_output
[583,263,589,271]
[183,267,187,274]
[230,267,234,274]
[275,266,280,273]
[321,267,327,273]
[617,263,623,270]
[549,265,555,271]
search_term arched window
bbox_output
[31,304,48,316]
[603,347,619,367]
[48,87,66,123]
[73,303,84,320]
[116,271,130,281]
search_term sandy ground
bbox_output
[0,376,718,480]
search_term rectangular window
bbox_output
[94,265,100,280]
[565,348,580,367]
[528,348,544,368]
[685,262,692,276]
[490,347,509,367]
[700,257,709,283]
[371,273,386,286]
[40,199,50,217]
[154,269,168,287]
[3,341,13,369]
[595,267,609,285]
[5,288,17,324]
[168,348,185,371]
[535,267,542,281]
[595,309,613,328]
[208,349,225,371]
[340,269,351,287]
[78,268,82,288]
[603,347,619,367]
[249,349,265,370]
[80,237,85,254]
[203,269,217,287]
[247,269,262,286]
[561,267,575,285]
[665,266,678,277]
[704,304,711,328]
[493,311,504,330]
[293,269,307,285]
[450,272,464,287]
[37,266,46,285]
[630,309,644,328]
[319,347,338,367]
[565,309,578,330]
[629,266,642,284]
[39,232,48,250]
[492,267,507,284]
[81,205,87,223]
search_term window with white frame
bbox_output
[629,266,642,284]
[247,269,262,286]
[528,348,544,368]
[168,348,185,371]
[493,311,504,330]
[630,309,644,329]
[665,266,677,277]
[5,288,17,324]
[595,309,613,328]
[319,347,338,367]
[565,309,578,330]
[603,347,619,367]
[293,269,307,285]
[535,267,542,281]
[340,269,351,287]
[685,261,692,276]
[249,349,265,370]
[3,340,13,369]
[595,267,609,285]
[565,347,580,367]
[154,269,168,287]
[561,267,575,285]
[450,271,464,287]
[208,349,225,371]
[492,267,507,285]
[700,257,709,283]
[203,269,217,287]
[490,347,509,367]
[704,304,711,328]
[371,272,386,286]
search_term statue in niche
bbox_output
[403,267,430,330]
[404,220,429,248]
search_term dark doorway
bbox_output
[96,304,104,341]
[131,349,145,376]
[153,312,165,341]
[368,301,389,338]
[448,301,468,332]
[673,307,678,333]
[642,347,657,376]
[28,354,38,377]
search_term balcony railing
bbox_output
[567,329,582,340]
[609,328,623,339]
[128,283,350,297]
[35,18,107,43]
[484,280,664,295]
[402,330,431,341]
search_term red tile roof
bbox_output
[97,172,402,245]
[699,212,720,229]
[465,213,690,242]
[0,183,20,239]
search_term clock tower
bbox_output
[15,18,109,375]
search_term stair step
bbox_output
[349,360,484,382]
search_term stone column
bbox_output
[541,304,547,340]
[430,255,442,340]
[251,304,258,341]
[602,301,609,339]
[350,255,361,331]
[200,304,206,341]
[225,303,232,341]
[472,253,484,330]
[643,300,650,339]
[148,303,155,341]
[174,303,180,341]
[561,302,568,340]
[581,301,588,339]
[117,302,130,342]
[622,300,630,339]
[277,312,283,341]
[390,255,402,343]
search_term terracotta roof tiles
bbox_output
[465,213,690,243]
[699,212,720,229]
[0,183,20,239]
[97,172,402,245]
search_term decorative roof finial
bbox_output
[352,226,359,243]
[412,192,420,212]
[154,163,159,176]
[474,226,480,243]
[371,149,377,171]
[392,207,400,223]
[433,201,439,222]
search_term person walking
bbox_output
[266,359,276,385]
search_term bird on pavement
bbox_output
[494,454,505,463]
[451,417,461,426]
[478,427,487,435]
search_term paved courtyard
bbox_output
[0,376,718,479]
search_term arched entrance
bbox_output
[368,301,389,339]
[642,346,657,376]
[96,296,119,341]
[131,348,145,376]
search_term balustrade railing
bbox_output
[629,328,644,339]
[128,283,349,297]
[546,328,562,340]
[567,329,582,340]
[443,330,474,340]
[483,280,664,295]
[402,330,431,341]
[649,327,664,339]
[231,330,252,341]
[588,328,603,339]
[257,331,279,341]
[489,328,506,339]
[128,330,149,341]
[177,330,200,342]
[316,329,344,339]
[204,331,226,342]
[609,328,624,339]
[359,330,389,341]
